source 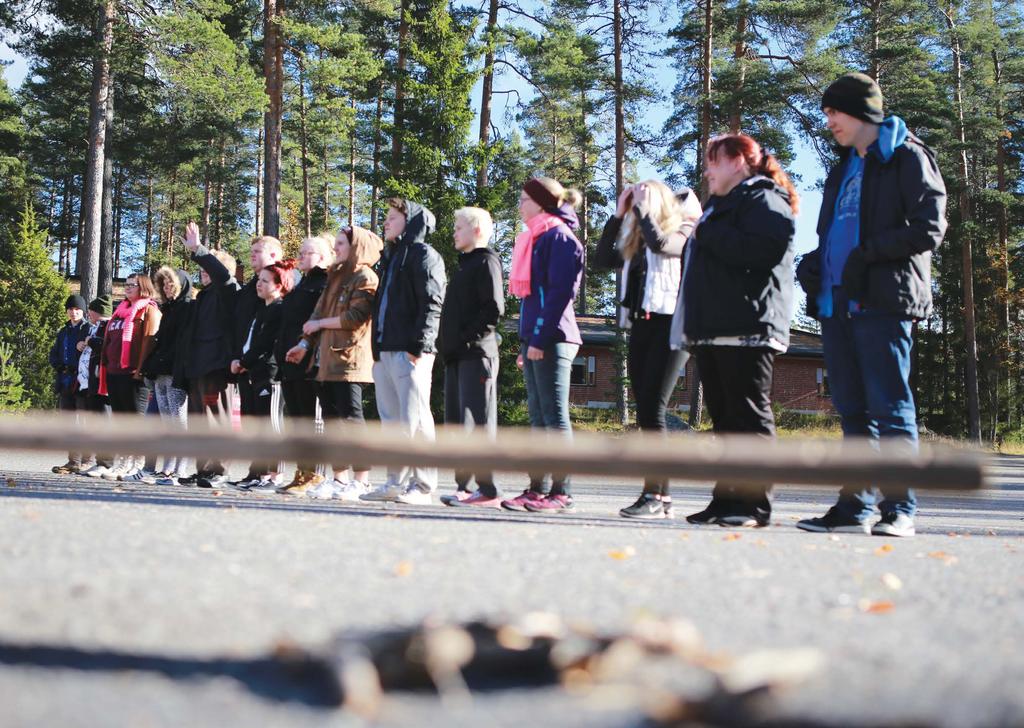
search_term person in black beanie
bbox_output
[49,294,89,474]
[795,72,947,538]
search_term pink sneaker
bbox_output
[523,493,575,513]
[500,489,546,511]
[449,491,502,509]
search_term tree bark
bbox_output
[698,0,714,198]
[613,0,629,426]
[255,126,263,236]
[943,4,981,442]
[391,0,409,175]
[78,0,116,302]
[98,81,114,295]
[201,150,212,246]
[297,55,312,238]
[729,3,746,133]
[370,87,383,231]
[262,0,285,238]
[214,140,225,248]
[145,176,154,263]
[348,97,357,228]
[993,48,1011,427]
[475,0,499,196]
[59,175,71,275]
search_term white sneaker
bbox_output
[359,481,404,502]
[154,475,177,486]
[306,479,337,500]
[83,464,114,479]
[122,469,159,484]
[334,480,369,502]
[102,463,128,481]
[395,484,433,505]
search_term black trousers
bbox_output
[281,378,320,471]
[57,390,82,465]
[444,356,499,496]
[188,370,230,476]
[317,381,367,472]
[242,375,278,477]
[693,346,776,517]
[81,391,113,468]
[627,314,687,495]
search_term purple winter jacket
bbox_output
[518,205,584,349]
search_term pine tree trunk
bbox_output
[475,0,499,196]
[113,170,122,276]
[323,141,330,230]
[943,4,981,442]
[165,167,178,257]
[298,56,312,238]
[59,175,71,275]
[370,87,383,231]
[262,0,285,238]
[993,48,1011,427]
[868,0,881,81]
[78,0,116,302]
[44,180,55,253]
[392,0,409,174]
[613,0,629,426]
[348,98,356,227]
[145,176,154,261]
[578,87,588,317]
[255,126,263,236]
[201,150,212,246]
[214,140,225,248]
[729,4,746,133]
[698,0,714,198]
[98,82,115,294]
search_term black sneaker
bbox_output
[178,473,202,485]
[686,500,727,525]
[197,474,230,489]
[717,512,769,528]
[796,507,870,534]
[871,512,915,538]
[620,493,670,520]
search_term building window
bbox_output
[816,367,830,397]
[571,355,596,386]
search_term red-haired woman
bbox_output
[231,260,296,489]
[671,133,799,528]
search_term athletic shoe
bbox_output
[177,473,201,485]
[523,493,575,513]
[102,464,129,481]
[440,490,472,506]
[662,499,675,519]
[197,473,231,489]
[448,491,502,509]
[154,476,177,486]
[396,484,433,505]
[121,469,159,484]
[277,471,324,496]
[334,480,369,502]
[359,481,405,502]
[619,493,671,520]
[306,479,337,500]
[245,476,283,493]
[686,501,728,525]
[500,489,546,512]
[796,507,871,534]
[82,464,114,479]
[717,512,768,528]
[871,512,916,538]
[51,461,80,475]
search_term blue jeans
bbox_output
[522,342,578,493]
[820,289,918,519]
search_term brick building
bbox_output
[509,315,834,415]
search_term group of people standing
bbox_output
[49,73,945,537]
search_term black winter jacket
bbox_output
[274,266,328,381]
[182,244,240,380]
[437,247,505,362]
[681,176,796,346]
[238,298,284,390]
[371,200,447,359]
[796,132,946,320]
[141,270,193,380]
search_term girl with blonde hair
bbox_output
[595,179,702,519]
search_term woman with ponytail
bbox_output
[230,259,295,489]
[595,179,703,519]
[501,176,585,514]
[671,133,798,528]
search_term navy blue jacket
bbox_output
[518,206,584,348]
[49,320,89,394]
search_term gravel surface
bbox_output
[1,449,1022,727]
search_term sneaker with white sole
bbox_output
[82,464,115,479]
[333,480,369,502]
[102,464,129,481]
[796,507,871,534]
[306,479,337,500]
[395,484,433,505]
[154,475,177,486]
[359,481,405,502]
[121,469,159,484]
[871,512,915,537]
[246,476,283,493]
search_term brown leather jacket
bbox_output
[303,227,383,383]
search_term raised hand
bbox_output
[183,221,201,252]
[615,185,634,218]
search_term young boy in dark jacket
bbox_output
[365,198,446,505]
[796,73,947,538]
[437,207,505,508]
[49,294,89,474]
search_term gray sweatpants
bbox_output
[372,351,437,491]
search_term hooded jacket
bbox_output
[371,200,447,358]
[238,297,284,391]
[275,265,328,381]
[518,205,584,349]
[49,319,89,394]
[305,227,383,383]
[673,175,796,348]
[141,269,193,381]
[796,116,947,320]
[182,243,241,380]
[438,246,505,362]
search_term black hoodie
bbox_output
[275,265,328,381]
[371,200,447,359]
[437,247,504,362]
[142,269,193,380]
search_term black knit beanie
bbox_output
[821,72,884,124]
[65,294,87,311]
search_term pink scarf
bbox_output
[112,297,155,369]
[508,212,563,298]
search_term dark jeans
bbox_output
[57,390,82,466]
[693,346,776,519]
[81,391,113,468]
[820,289,918,519]
[282,378,319,471]
[318,381,368,472]
[522,341,578,495]
[188,370,230,476]
[628,314,687,495]
[444,356,499,497]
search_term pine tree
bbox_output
[0,340,29,413]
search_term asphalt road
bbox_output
[0,448,1021,727]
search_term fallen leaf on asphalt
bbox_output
[6,478,15,487]
[880,573,903,591]
[828,535,841,542]
[859,599,895,614]
[987,530,997,536]
[928,551,958,565]
[212,490,223,496]
[608,546,637,560]
[722,533,742,542]
[678,533,690,540]
[874,544,894,555]
[394,561,414,577]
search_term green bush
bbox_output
[0,340,28,412]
